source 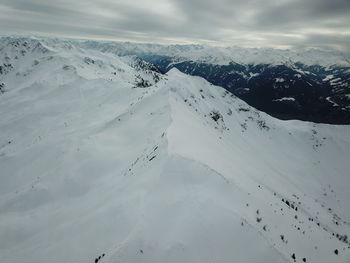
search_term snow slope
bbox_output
[0,38,350,263]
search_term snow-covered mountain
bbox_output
[4,37,350,123]
[76,39,350,124]
[1,37,350,263]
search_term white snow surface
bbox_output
[1,38,350,263]
[273,97,296,102]
[326,97,340,107]
[275,78,285,83]
[323,75,335,82]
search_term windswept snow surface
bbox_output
[0,39,350,263]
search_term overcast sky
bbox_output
[1,0,350,51]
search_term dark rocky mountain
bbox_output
[139,55,350,124]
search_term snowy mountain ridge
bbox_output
[0,37,350,263]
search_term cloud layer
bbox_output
[1,0,350,51]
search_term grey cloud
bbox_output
[253,0,350,30]
[0,0,349,52]
[303,33,350,52]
